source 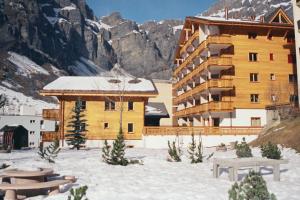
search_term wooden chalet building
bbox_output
[40,76,158,144]
[173,8,298,130]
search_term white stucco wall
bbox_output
[219,109,267,127]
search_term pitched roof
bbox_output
[41,76,158,96]
[145,102,169,118]
[265,7,293,24]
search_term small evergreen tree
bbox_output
[68,185,88,200]
[167,140,181,162]
[261,142,282,160]
[102,128,128,166]
[65,99,87,150]
[228,171,277,200]
[188,133,203,163]
[38,139,61,163]
[236,138,253,158]
[102,140,111,163]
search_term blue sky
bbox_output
[86,0,217,23]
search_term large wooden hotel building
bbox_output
[173,8,298,130]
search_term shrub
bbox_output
[167,140,182,162]
[68,185,88,200]
[38,139,60,163]
[188,133,203,163]
[236,138,253,158]
[228,171,276,200]
[261,142,281,160]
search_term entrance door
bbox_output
[213,118,220,127]
[13,127,28,150]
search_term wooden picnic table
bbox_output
[213,157,289,181]
[2,168,54,184]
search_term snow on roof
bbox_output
[43,76,157,94]
[145,102,169,117]
[194,15,261,24]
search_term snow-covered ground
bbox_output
[1,147,299,200]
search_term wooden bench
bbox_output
[0,179,71,200]
[213,157,289,181]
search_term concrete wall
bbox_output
[293,0,300,105]
[50,135,257,149]
[150,80,173,126]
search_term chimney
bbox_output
[225,7,229,20]
[260,16,265,23]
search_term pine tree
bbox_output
[65,99,87,150]
[188,133,197,163]
[102,140,111,164]
[261,142,281,160]
[236,138,253,158]
[68,185,88,200]
[167,140,181,162]
[188,134,203,164]
[228,171,277,200]
[105,128,128,166]
[38,139,61,163]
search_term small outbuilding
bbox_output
[0,125,28,150]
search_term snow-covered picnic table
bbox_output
[213,157,289,181]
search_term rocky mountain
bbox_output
[202,0,293,19]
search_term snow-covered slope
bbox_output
[202,0,293,19]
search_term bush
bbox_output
[167,140,182,162]
[261,142,281,160]
[68,185,88,200]
[236,138,253,158]
[228,171,276,200]
[188,133,203,163]
[38,139,60,163]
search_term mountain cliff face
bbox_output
[202,0,293,19]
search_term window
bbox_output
[289,74,297,83]
[290,95,299,103]
[270,73,276,81]
[104,123,109,129]
[105,101,116,110]
[40,120,44,125]
[270,53,274,61]
[128,123,134,133]
[248,32,257,39]
[75,101,86,110]
[250,73,258,82]
[211,95,220,102]
[288,54,296,64]
[251,117,261,126]
[128,101,134,111]
[30,120,35,123]
[30,131,35,135]
[249,53,258,62]
[250,94,259,103]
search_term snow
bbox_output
[85,19,112,31]
[194,15,261,23]
[1,147,300,200]
[173,25,183,34]
[145,105,162,114]
[0,86,57,115]
[68,58,107,76]
[7,52,50,77]
[61,3,76,11]
[43,76,157,93]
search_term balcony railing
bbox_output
[143,126,262,136]
[179,30,200,55]
[173,56,233,90]
[174,35,232,76]
[174,78,233,105]
[43,109,60,120]
[174,101,233,117]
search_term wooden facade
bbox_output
[173,8,298,129]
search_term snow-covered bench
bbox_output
[213,157,289,181]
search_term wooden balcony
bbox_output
[41,131,61,142]
[173,57,233,90]
[43,109,60,120]
[143,126,262,136]
[173,79,233,105]
[174,101,233,117]
[179,30,200,55]
[174,35,232,76]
